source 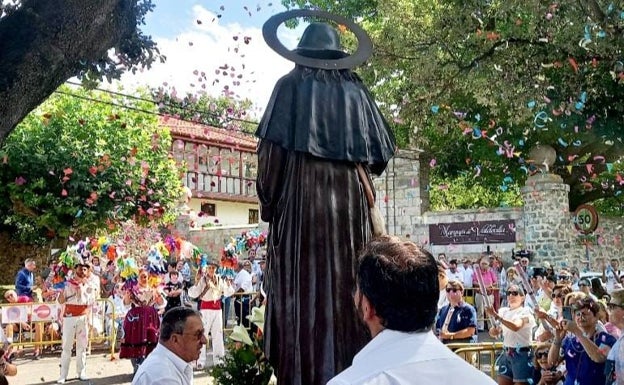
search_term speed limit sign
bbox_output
[573,204,599,234]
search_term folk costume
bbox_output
[58,263,98,383]
[187,263,233,368]
[257,10,396,385]
[120,274,164,374]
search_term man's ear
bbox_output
[360,294,376,321]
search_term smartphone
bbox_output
[562,306,573,321]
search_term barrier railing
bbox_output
[0,298,117,360]
[447,342,503,379]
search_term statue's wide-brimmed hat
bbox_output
[262,9,373,70]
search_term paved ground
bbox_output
[8,351,214,385]
[8,331,497,385]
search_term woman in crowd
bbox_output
[604,289,624,385]
[119,269,165,375]
[487,284,536,385]
[535,284,572,342]
[578,278,599,302]
[531,342,564,385]
[436,280,477,344]
[548,297,616,385]
[595,301,620,338]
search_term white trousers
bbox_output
[199,308,224,366]
[59,314,89,380]
[474,292,495,330]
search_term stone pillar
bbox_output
[372,149,429,238]
[521,173,570,262]
[174,214,192,240]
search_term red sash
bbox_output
[199,300,221,310]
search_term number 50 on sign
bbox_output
[573,204,599,234]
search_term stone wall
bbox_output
[373,149,429,237]
[521,173,571,260]
[370,153,624,270]
[563,215,624,271]
[174,214,263,257]
[0,232,50,285]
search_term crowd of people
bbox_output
[0,239,267,384]
[1,240,623,385]
[435,252,624,385]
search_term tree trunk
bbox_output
[0,0,138,142]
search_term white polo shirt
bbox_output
[328,329,496,385]
[132,343,194,385]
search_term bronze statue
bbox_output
[256,10,396,385]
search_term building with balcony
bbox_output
[161,117,260,227]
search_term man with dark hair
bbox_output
[163,271,184,314]
[446,259,463,282]
[328,237,496,384]
[132,307,206,385]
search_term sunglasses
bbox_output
[507,291,521,296]
[575,310,593,318]
[535,352,548,359]
[557,275,571,280]
[446,288,461,293]
[607,303,624,310]
[551,292,563,299]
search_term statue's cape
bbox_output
[255,67,396,175]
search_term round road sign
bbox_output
[573,204,599,234]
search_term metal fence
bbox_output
[0,298,117,360]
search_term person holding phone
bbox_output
[486,284,536,385]
[535,284,572,342]
[548,297,616,385]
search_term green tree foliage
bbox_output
[430,173,523,211]
[0,0,163,140]
[0,86,182,244]
[152,88,257,133]
[282,0,624,213]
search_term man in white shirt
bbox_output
[446,259,463,282]
[187,262,232,369]
[233,261,254,328]
[328,236,496,385]
[57,261,99,384]
[132,307,206,385]
[461,259,474,289]
[603,258,622,293]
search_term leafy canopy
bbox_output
[281,0,624,214]
[0,86,182,243]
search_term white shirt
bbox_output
[462,267,474,289]
[499,306,535,347]
[446,270,463,283]
[327,330,496,385]
[188,275,232,301]
[233,269,253,293]
[437,289,448,310]
[605,267,620,293]
[132,343,194,385]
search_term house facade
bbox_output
[161,117,260,227]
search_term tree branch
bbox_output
[0,0,139,141]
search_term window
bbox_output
[248,209,259,224]
[201,203,216,216]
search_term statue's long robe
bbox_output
[256,66,395,385]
